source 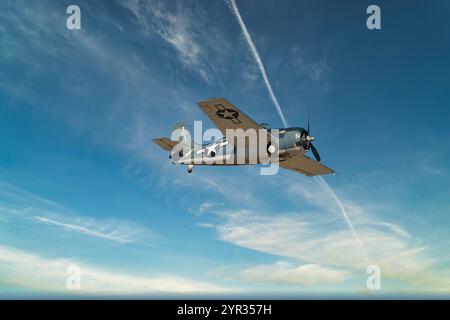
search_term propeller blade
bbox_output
[310,144,321,162]
[307,113,310,134]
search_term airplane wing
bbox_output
[279,154,335,177]
[197,97,261,135]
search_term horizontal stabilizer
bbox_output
[153,137,179,151]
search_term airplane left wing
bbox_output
[279,154,335,177]
[197,98,260,135]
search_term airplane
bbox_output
[153,97,335,176]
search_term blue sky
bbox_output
[0,0,449,296]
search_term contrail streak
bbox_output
[228,0,370,266]
[228,0,289,128]
[314,176,371,266]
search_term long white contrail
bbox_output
[228,0,370,266]
[314,176,371,266]
[228,0,289,128]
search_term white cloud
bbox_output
[0,180,60,209]
[162,172,267,213]
[287,179,338,215]
[32,215,155,245]
[150,5,206,79]
[0,2,150,85]
[289,46,331,91]
[119,0,226,83]
[197,223,215,229]
[240,261,350,286]
[0,245,227,294]
[189,201,223,217]
[309,61,329,81]
[212,203,450,291]
[197,177,264,209]
[0,180,156,245]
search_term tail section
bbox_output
[153,124,195,152]
[172,123,192,146]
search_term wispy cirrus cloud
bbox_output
[209,198,450,291]
[309,60,330,81]
[0,179,157,245]
[119,0,228,83]
[215,208,413,270]
[0,1,151,89]
[0,245,227,294]
[189,201,224,217]
[239,261,350,286]
[184,171,449,291]
[32,215,154,245]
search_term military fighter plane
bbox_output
[153,97,334,176]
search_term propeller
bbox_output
[307,113,310,134]
[299,115,322,162]
[310,144,321,162]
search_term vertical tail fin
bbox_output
[153,124,200,153]
[172,123,192,146]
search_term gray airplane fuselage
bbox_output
[173,127,309,166]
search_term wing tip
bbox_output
[197,97,226,104]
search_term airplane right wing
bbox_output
[279,154,335,177]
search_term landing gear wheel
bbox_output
[187,165,194,174]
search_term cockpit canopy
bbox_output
[259,123,271,130]
[284,127,307,134]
